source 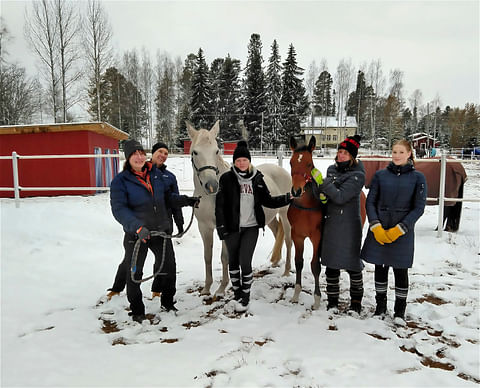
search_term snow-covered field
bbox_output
[1,156,479,387]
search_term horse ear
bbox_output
[210,120,220,138]
[289,136,297,151]
[186,121,197,140]
[308,136,316,152]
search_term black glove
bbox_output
[136,226,150,243]
[291,186,302,198]
[216,225,228,240]
[187,196,201,208]
[176,223,184,234]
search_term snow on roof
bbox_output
[301,116,357,128]
[0,122,129,141]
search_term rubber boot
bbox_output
[327,297,339,311]
[394,298,407,319]
[349,300,362,314]
[374,294,387,316]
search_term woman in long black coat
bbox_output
[360,139,427,320]
[311,135,365,313]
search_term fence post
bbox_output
[437,153,447,238]
[12,151,20,208]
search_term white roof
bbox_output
[301,116,357,128]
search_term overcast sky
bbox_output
[2,0,479,109]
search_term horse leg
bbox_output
[268,217,282,267]
[198,225,213,295]
[281,213,293,276]
[214,241,230,297]
[310,236,322,310]
[291,236,304,303]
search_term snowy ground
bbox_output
[1,156,479,387]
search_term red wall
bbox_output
[0,131,120,197]
[224,142,237,155]
[183,140,192,154]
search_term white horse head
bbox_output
[187,120,228,196]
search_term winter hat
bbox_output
[233,140,251,162]
[338,135,361,159]
[123,139,144,160]
[152,142,169,155]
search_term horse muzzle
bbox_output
[203,179,219,195]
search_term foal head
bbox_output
[289,136,316,197]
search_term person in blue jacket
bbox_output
[109,139,199,323]
[107,141,186,302]
[360,139,427,320]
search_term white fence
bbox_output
[1,151,479,238]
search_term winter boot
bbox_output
[326,297,339,311]
[128,312,147,323]
[374,294,387,316]
[394,298,407,320]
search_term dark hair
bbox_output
[393,139,415,165]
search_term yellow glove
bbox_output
[370,223,392,245]
[311,168,323,185]
[385,224,406,242]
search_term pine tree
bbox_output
[155,63,176,147]
[265,39,283,150]
[346,70,368,135]
[243,33,266,145]
[313,70,334,116]
[218,55,242,141]
[209,58,224,122]
[279,44,309,145]
[175,53,196,147]
[190,48,212,129]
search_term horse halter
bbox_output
[191,155,220,194]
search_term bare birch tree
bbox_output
[24,0,60,122]
[409,89,423,133]
[140,47,155,147]
[83,0,112,121]
[366,59,385,143]
[335,58,355,139]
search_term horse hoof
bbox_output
[200,288,211,296]
[312,295,321,310]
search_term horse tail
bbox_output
[270,217,284,265]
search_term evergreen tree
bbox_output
[175,53,196,147]
[190,48,212,129]
[243,33,266,145]
[218,55,242,141]
[313,70,334,116]
[265,39,282,150]
[209,58,224,122]
[279,43,309,145]
[155,64,176,147]
[346,70,368,135]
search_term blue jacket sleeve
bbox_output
[320,170,365,206]
[110,175,142,233]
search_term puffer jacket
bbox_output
[312,159,366,271]
[110,164,190,234]
[215,166,291,239]
[360,161,427,268]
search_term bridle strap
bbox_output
[191,157,219,175]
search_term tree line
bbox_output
[0,0,478,151]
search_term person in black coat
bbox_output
[310,135,365,314]
[215,141,292,312]
[360,139,427,320]
[109,139,199,322]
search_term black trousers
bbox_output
[325,267,364,302]
[111,233,176,315]
[374,265,409,300]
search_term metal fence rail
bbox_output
[1,151,479,238]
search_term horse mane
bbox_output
[293,144,311,153]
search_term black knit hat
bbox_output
[233,140,251,162]
[338,135,361,159]
[123,139,144,160]
[152,142,168,155]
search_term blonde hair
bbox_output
[393,139,415,165]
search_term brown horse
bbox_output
[288,136,367,310]
[288,136,325,309]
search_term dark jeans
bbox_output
[111,233,176,315]
[374,265,409,300]
[325,267,363,302]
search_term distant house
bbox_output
[301,116,357,148]
[0,122,128,198]
[410,132,440,151]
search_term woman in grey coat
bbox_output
[311,135,365,313]
[360,140,426,320]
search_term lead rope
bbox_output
[130,206,197,284]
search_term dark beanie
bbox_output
[338,135,361,159]
[152,142,168,155]
[123,139,144,160]
[233,140,251,162]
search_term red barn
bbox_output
[0,122,128,198]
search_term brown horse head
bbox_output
[289,136,316,197]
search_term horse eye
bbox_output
[192,150,198,156]
[216,150,219,155]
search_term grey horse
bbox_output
[187,121,292,297]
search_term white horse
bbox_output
[187,121,292,297]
